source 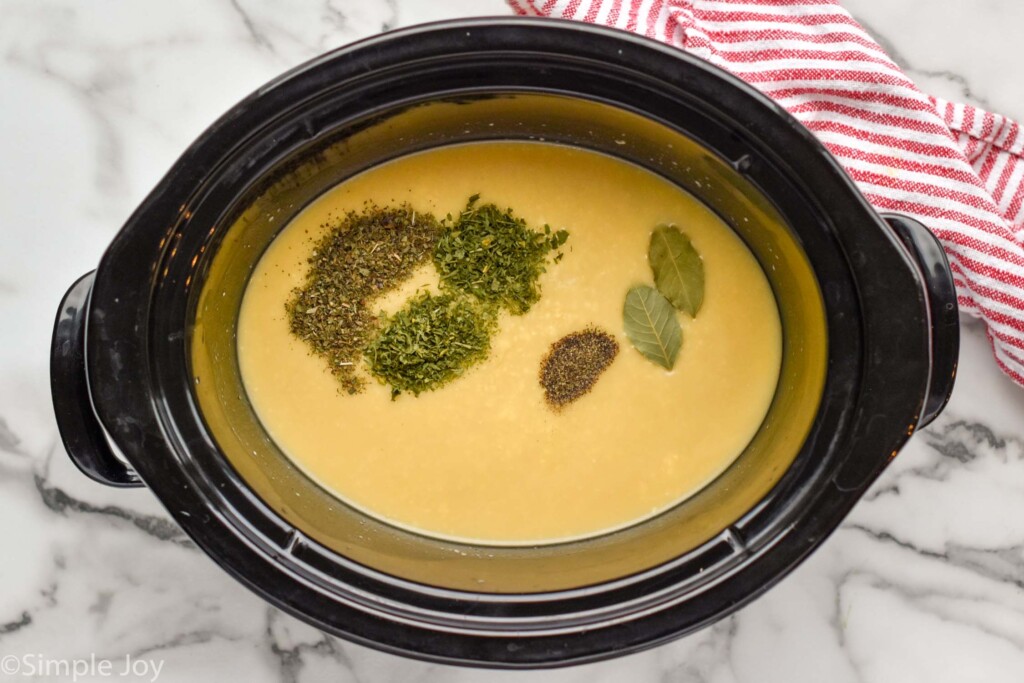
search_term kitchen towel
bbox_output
[509,0,1024,388]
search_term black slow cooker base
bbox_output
[52,18,956,667]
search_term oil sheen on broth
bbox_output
[237,142,782,545]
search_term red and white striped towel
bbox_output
[510,0,1024,388]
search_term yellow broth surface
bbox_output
[237,142,782,545]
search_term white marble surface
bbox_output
[2,1,1023,681]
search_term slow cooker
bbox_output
[50,18,958,668]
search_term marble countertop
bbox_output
[3,1,1023,681]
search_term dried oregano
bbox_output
[286,203,441,394]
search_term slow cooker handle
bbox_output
[51,271,143,488]
[881,214,959,427]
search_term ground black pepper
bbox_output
[539,327,620,410]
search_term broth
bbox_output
[236,142,782,545]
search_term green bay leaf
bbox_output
[649,224,705,316]
[623,285,682,370]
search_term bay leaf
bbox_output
[649,225,704,316]
[623,285,682,370]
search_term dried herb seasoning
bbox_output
[288,194,570,399]
[540,327,620,410]
[623,285,682,370]
[433,194,568,314]
[623,224,703,370]
[286,203,441,394]
[364,291,496,398]
[649,224,704,316]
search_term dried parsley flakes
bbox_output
[286,203,441,394]
[433,195,568,315]
[364,292,496,398]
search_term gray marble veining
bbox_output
[2,1,1023,681]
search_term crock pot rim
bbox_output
[78,17,936,667]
